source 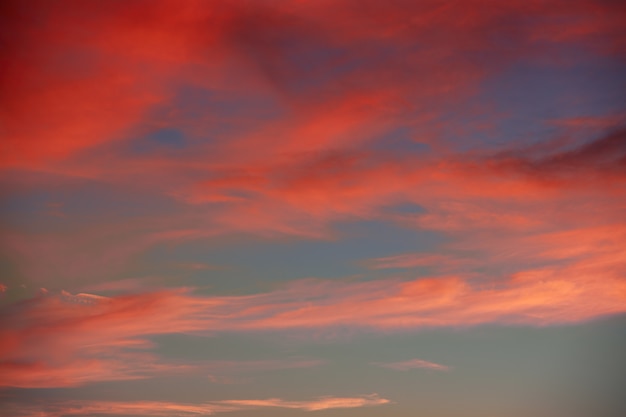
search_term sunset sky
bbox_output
[1,1,625,416]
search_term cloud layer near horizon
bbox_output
[1,394,390,417]
[2,243,625,389]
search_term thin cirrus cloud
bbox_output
[1,394,390,417]
[0,290,325,388]
[373,359,451,372]
[2,251,625,388]
[217,394,390,411]
[0,351,323,389]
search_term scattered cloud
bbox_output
[1,1,625,413]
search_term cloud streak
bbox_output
[2,243,625,388]
[373,359,451,372]
[2,394,389,417]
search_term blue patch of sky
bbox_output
[439,49,626,151]
[129,128,187,154]
[0,180,181,231]
[142,219,445,293]
[367,126,432,155]
[135,84,286,149]
[174,85,284,121]
[382,201,426,216]
[266,33,401,97]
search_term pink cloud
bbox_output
[0,352,190,389]
[3,394,389,416]
[366,253,475,270]
[373,358,451,372]
[218,393,390,411]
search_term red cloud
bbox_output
[2,0,624,262]
[3,0,622,169]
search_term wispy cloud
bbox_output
[5,120,625,291]
[217,394,390,411]
[365,253,474,270]
[3,394,389,416]
[2,243,625,388]
[373,359,451,372]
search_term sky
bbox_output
[1,0,625,416]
